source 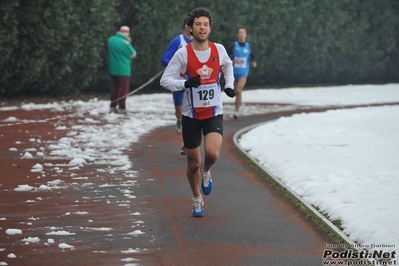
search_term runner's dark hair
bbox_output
[186,7,213,28]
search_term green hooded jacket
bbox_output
[107,32,136,76]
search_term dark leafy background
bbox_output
[1,0,398,98]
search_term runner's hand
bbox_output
[224,87,235,98]
[184,76,201,88]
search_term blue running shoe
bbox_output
[192,199,204,217]
[201,165,213,196]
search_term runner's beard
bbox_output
[193,31,209,43]
[194,35,208,43]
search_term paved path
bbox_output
[121,112,339,265]
[0,106,342,266]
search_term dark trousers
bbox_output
[110,76,130,109]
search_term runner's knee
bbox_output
[187,159,200,173]
[205,150,219,164]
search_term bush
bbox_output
[1,0,398,98]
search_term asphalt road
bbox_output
[124,112,339,266]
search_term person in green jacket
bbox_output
[107,26,137,114]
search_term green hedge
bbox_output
[1,0,398,97]
[0,0,115,96]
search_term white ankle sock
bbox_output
[201,167,210,175]
[194,196,202,202]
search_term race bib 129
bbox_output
[192,84,218,108]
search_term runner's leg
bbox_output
[234,77,247,112]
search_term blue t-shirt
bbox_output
[161,34,193,67]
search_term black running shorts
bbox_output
[182,115,223,149]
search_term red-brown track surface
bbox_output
[2,102,394,265]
